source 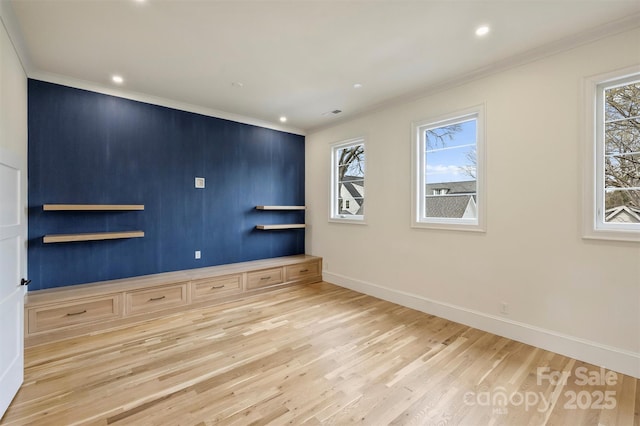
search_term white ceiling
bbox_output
[5,0,640,133]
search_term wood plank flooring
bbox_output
[2,282,638,425]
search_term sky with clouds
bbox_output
[425,119,476,184]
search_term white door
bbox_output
[0,147,24,418]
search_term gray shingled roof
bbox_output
[341,175,364,200]
[425,194,473,218]
[426,180,476,195]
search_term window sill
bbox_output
[329,217,367,225]
[582,230,640,243]
[411,220,485,233]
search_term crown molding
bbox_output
[29,71,306,136]
[5,0,638,136]
[2,2,304,135]
[0,0,32,75]
[2,3,304,135]
[308,12,640,134]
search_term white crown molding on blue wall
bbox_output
[1,2,305,136]
[28,71,306,136]
[323,271,640,380]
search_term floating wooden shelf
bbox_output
[256,224,306,230]
[43,204,144,211]
[255,206,305,229]
[43,231,145,244]
[255,206,306,210]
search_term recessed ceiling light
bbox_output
[112,75,124,84]
[475,25,490,37]
[279,116,287,123]
[353,83,363,89]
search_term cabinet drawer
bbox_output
[285,261,320,281]
[28,295,121,334]
[125,282,188,315]
[246,267,283,290]
[192,274,243,302]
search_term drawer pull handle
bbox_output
[211,285,225,289]
[66,310,87,316]
[300,269,309,272]
[149,296,166,301]
[260,276,271,280]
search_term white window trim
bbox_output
[411,104,486,232]
[329,137,367,224]
[582,65,640,243]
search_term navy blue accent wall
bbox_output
[28,80,305,290]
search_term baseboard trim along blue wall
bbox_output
[28,79,305,291]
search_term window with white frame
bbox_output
[330,138,365,222]
[585,69,640,241]
[412,105,485,231]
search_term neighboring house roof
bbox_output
[342,175,364,201]
[340,175,364,215]
[426,194,475,218]
[604,206,640,223]
[424,180,477,218]
[426,180,476,195]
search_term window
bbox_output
[412,105,485,231]
[584,68,640,241]
[331,138,365,222]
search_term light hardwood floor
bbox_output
[2,282,638,425]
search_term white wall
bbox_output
[306,28,640,378]
[0,6,28,281]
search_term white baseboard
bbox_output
[323,271,640,379]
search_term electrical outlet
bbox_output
[195,250,201,259]
[500,302,509,315]
[195,177,205,188]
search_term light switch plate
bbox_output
[195,177,205,188]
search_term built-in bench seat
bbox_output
[25,255,322,347]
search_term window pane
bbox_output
[605,83,640,122]
[599,78,640,231]
[337,182,364,215]
[337,146,365,167]
[337,147,364,184]
[605,120,640,155]
[425,120,476,184]
[425,119,472,149]
[604,189,640,223]
[605,153,640,190]
[604,150,640,222]
[588,73,639,237]
[423,118,477,219]
[332,141,365,220]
